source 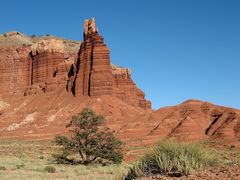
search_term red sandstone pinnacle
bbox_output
[74,31,113,97]
[73,18,151,109]
[84,17,97,37]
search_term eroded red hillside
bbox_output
[0,18,240,149]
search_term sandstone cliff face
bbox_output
[0,46,31,94]
[0,19,151,109]
[30,40,65,84]
[112,66,151,109]
[0,40,72,96]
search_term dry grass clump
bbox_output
[124,140,222,179]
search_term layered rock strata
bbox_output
[0,18,151,109]
[72,18,151,109]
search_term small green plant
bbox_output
[124,140,221,179]
[31,34,36,37]
[15,151,27,159]
[53,108,124,165]
[211,139,217,144]
[39,156,44,159]
[44,165,56,173]
[16,164,25,169]
[0,166,6,170]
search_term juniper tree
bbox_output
[54,108,123,165]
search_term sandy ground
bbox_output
[138,164,240,180]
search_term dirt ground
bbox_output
[138,164,240,180]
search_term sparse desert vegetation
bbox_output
[0,139,239,180]
[0,31,81,51]
[0,140,129,179]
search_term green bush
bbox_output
[16,164,25,169]
[0,166,6,170]
[0,166,6,171]
[39,156,44,159]
[125,140,221,179]
[53,108,124,165]
[44,165,56,173]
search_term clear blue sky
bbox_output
[1,0,240,109]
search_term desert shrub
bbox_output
[44,165,56,173]
[0,166,6,170]
[53,108,124,165]
[39,155,44,159]
[124,140,221,179]
[16,164,25,169]
[31,34,36,37]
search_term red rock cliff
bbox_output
[0,18,151,109]
[72,18,151,109]
[0,46,31,94]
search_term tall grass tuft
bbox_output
[124,140,221,179]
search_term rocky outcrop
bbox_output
[73,18,113,97]
[0,40,71,96]
[0,18,151,109]
[30,40,65,84]
[0,46,31,94]
[112,66,151,109]
[145,100,240,144]
[72,18,151,109]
